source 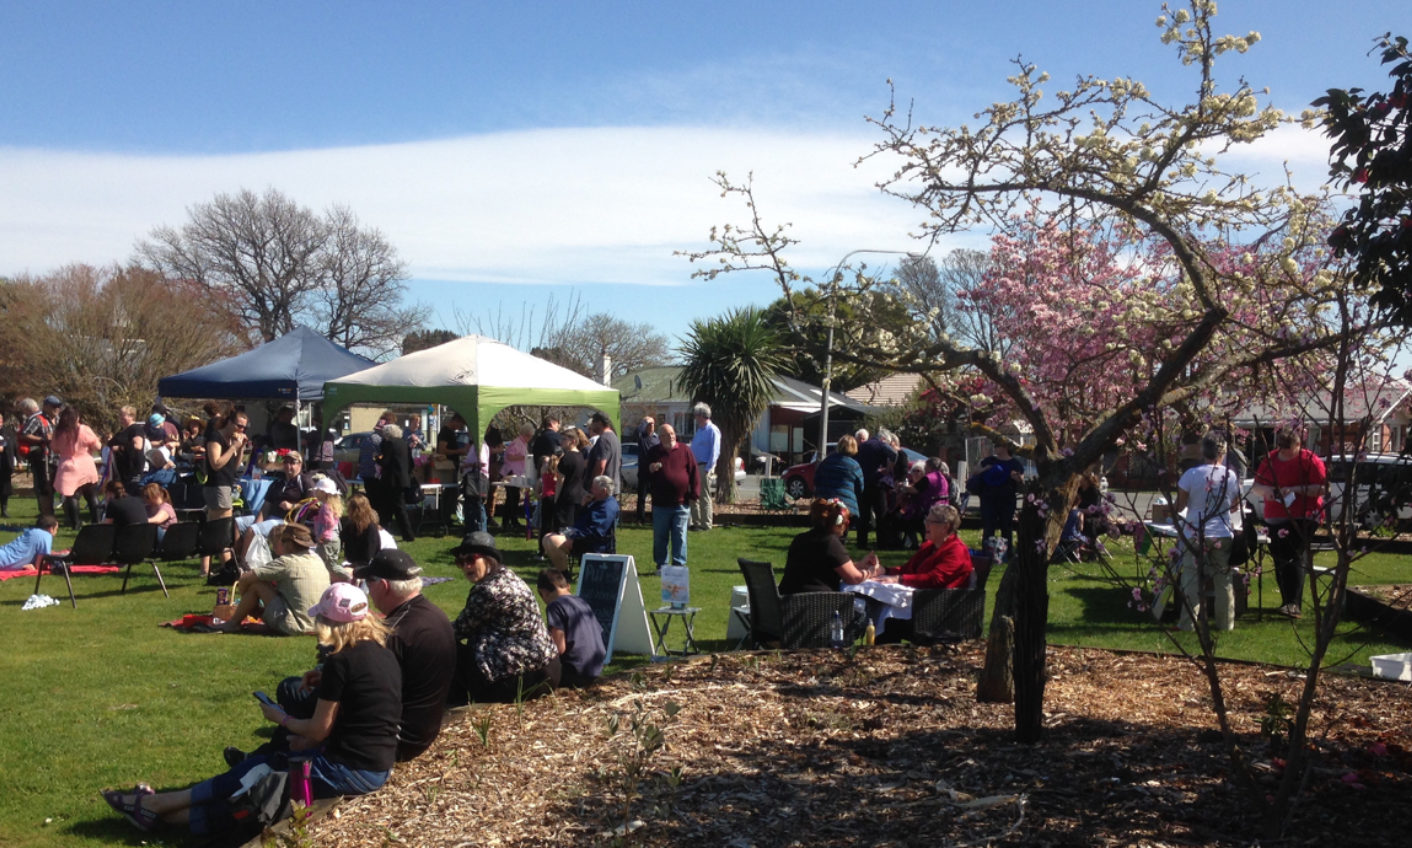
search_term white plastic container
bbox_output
[1369,652,1412,681]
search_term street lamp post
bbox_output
[815,248,919,463]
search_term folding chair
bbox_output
[36,523,117,608]
[156,522,201,563]
[759,478,790,513]
[115,523,167,596]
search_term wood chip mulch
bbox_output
[310,645,1411,847]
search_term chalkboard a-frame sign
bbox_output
[575,554,654,662]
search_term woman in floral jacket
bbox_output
[450,531,560,703]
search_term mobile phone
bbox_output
[253,691,277,707]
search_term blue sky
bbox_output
[2,1,1405,351]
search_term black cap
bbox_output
[42,395,63,409]
[451,531,500,561]
[353,549,423,581]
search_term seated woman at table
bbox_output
[871,503,973,590]
[779,498,880,595]
[101,582,401,835]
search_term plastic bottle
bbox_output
[830,610,846,648]
[864,620,876,646]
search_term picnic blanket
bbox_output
[161,613,268,633]
[0,564,121,581]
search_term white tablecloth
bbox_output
[843,580,917,631]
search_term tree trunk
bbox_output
[1011,496,1050,743]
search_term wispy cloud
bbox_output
[2,126,926,288]
[2,117,1340,297]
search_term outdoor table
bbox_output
[649,606,701,657]
[414,482,456,537]
[844,580,916,634]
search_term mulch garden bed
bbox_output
[309,645,1411,847]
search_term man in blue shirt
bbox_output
[0,515,59,570]
[542,476,620,571]
[689,403,720,531]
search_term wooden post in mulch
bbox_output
[977,563,1015,704]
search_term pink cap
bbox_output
[307,583,370,623]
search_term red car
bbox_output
[781,446,926,499]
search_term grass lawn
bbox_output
[1,497,1408,847]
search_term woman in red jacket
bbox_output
[873,502,973,589]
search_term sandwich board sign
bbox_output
[575,554,654,662]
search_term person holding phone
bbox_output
[102,583,401,835]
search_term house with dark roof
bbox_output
[612,366,871,466]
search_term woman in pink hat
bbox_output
[102,582,403,835]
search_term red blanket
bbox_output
[0,564,121,582]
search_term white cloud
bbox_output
[0,127,926,286]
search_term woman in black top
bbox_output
[779,499,879,594]
[340,492,384,568]
[102,583,402,835]
[553,427,588,530]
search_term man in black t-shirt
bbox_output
[109,405,148,490]
[355,550,456,761]
[530,415,561,477]
[227,549,454,767]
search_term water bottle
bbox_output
[829,610,846,649]
[865,620,876,646]
[288,755,313,807]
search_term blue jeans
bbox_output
[653,503,690,568]
[187,751,389,834]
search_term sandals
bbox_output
[101,784,158,832]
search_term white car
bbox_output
[1324,453,1412,529]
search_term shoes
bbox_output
[1277,604,1303,619]
[223,746,247,768]
[102,784,157,832]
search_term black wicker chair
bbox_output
[780,591,863,648]
[910,554,993,642]
[737,558,785,648]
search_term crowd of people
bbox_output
[0,392,1337,836]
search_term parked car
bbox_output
[332,431,376,479]
[1325,453,1412,529]
[620,442,640,491]
[618,442,746,492]
[781,446,926,500]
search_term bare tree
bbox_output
[313,206,427,357]
[552,313,673,380]
[454,291,584,354]
[0,264,243,433]
[137,188,422,354]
